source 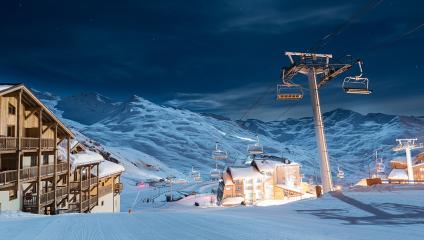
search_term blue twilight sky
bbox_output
[0,0,423,120]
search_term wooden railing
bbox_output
[39,190,55,206]
[98,184,113,197]
[20,166,38,181]
[40,164,55,176]
[90,177,98,186]
[41,138,55,149]
[89,196,98,208]
[81,199,89,211]
[0,170,18,185]
[81,179,89,190]
[21,137,39,149]
[57,162,68,173]
[56,186,68,199]
[1,137,55,151]
[23,195,37,207]
[70,182,80,191]
[0,137,17,151]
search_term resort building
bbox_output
[217,155,304,205]
[0,84,124,214]
[387,154,424,183]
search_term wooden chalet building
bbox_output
[0,84,124,214]
[217,156,304,206]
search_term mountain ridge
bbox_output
[33,90,424,183]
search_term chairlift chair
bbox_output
[376,158,385,173]
[342,60,372,94]
[337,167,345,179]
[277,83,304,100]
[247,136,264,155]
[210,168,222,180]
[212,143,228,161]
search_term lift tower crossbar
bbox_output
[280,52,354,193]
[393,138,424,183]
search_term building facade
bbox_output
[217,157,304,206]
[0,84,124,214]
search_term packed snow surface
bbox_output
[1,188,424,240]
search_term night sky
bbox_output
[0,0,423,120]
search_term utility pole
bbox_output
[277,52,362,193]
[393,139,423,183]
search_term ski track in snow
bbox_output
[2,189,424,240]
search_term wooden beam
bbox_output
[88,165,91,213]
[42,122,56,134]
[66,136,70,205]
[37,108,43,214]
[16,89,22,210]
[79,167,82,213]
[53,124,58,214]
[24,108,38,120]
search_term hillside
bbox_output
[34,90,424,183]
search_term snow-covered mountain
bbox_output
[33,90,424,183]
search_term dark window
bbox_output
[8,104,16,115]
[101,201,104,206]
[31,156,37,166]
[43,155,49,165]
[7,125,15,137]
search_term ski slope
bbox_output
[1,188,424,240]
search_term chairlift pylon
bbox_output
[247,136,264,155]
[342,60,372,94]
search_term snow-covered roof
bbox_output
[223,171,234,185]
[0,84,15,92]
[390,157,406,163]
[388,169,408,180]
[229,166,263,179]
[253,160,283,172]
[95,161,125,178]
[71,150,104,168]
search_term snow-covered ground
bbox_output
[1,188,424,240]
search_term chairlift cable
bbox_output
[310,0,384,52]
[239,0,384,122]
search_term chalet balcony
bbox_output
[19,166,38,181]
[0,137,17,152]
[90,177,98,186]
[55,186,68,200]
[98,184,113,197]
[40,164,55,177]
[0,137,55,151]
[70,182,80,191]
[57,162,68,174]
[114,183,124,194]
[81,199,89,211]
[89,196,98,208]
[81,179,90,190]
[23,189,56,209]
[0,169,18,186]
[40,190,56,206]
[21,137,39,150]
